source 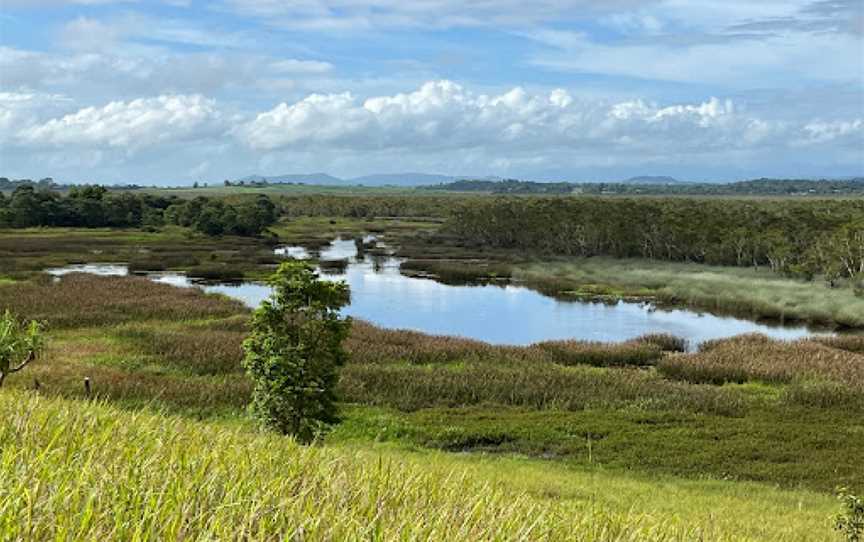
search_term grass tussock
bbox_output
[0,273,247,328]
[0,391,706,541]
[658,334,864,389]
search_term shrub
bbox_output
[242,261,351,441]
[0,310,44,387]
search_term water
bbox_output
[46,239,831,347]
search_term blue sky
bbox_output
[0,0,862,184]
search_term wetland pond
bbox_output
[47,238,831,348]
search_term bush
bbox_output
[242,261,350,441]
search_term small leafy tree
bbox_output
[0,310,44,387]
[836,488,864,542]
[242,261,350,442]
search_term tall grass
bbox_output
[658,334,864,389]
[0,273,246,328]
[0,391,706,541]
[514,258,864,328]
[339,362,745,416]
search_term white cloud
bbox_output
[239,80,784,154]
[2,82,858,181]
[799,119,864,145]
[18,95,226,150]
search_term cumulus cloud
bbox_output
[18,95,226,150]
[799,119,864,146]
[2,82,858,180]
[239,80,778,154]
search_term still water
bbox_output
[47,239,829,347]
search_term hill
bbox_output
[236,172,459,187]
[238,173,344,185]
[622,175,682,185]
[348,172,457,187]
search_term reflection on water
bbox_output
[46,238,832,347]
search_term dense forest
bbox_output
[445,198,864,281]
[279,194,457,219]
[0,186,277,236]
[426,178,864,196]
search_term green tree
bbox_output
[0,310,44,388]
[241,261,351,441]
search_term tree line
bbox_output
[445,197,864,282]
[426,178,864,196]
[0,185,277,236]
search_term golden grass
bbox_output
[659,334,864,389]
[0,391,704,541]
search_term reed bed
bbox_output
[347,321,674,368]
[515,259,864,328]
[534,340,663,367]
[658,334,864,389]
[0,273,247,328]
[813,334,864,355]
[0,391,702,541]
[115,324,247,375]
[339,362,745,416]
[17,355,250,413]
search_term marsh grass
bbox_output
[534,339,664,367]
[339,362,745,416]
[515,258,864,328]
[347,321,674,367]
[0,273,246,328]
[814,335,864,355]
[115,323,246,375]
[0,391,711,541]
[658,334,864,389]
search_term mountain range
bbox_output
[237,172,462,187]
[236,173,686,188]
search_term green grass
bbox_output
[513,258,864,328]
[0,390,840,541]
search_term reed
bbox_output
[0,273,247,328]
[658,334,864,389]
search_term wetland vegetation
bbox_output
[2,187,863,540]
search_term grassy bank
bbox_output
[399,254,864,329]
[515,258,864,328]
[0,390,840,541]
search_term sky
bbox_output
[0,0,862,184]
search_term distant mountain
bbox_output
[238,173,345,185]
[622,176,683,185]
[236,172,460,187]
[347,173,457,187]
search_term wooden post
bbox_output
[33,378,40,391]
[84,377,91,398]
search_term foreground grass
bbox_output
[0,391,839,541]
